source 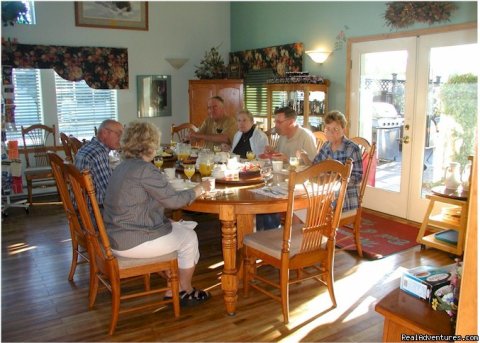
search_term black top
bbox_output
[233,125,255,158]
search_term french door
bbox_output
[349,28,477,221]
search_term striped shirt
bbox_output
[74,137,111,206]
[103,158,196,250]
[313,136,363,212]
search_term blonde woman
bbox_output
[103,121,212,306]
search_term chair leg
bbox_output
[280,269,290,324]
[326,267,337,308]
[88,270,99,309]
[170,262,180,318]
[108,278,121,335]
[68,240,79,281]
[353,210,363,258]
[27,180,33,205]
[243,249,253,297]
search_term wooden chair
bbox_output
[60,132,74,163]
[266,129,280,150]
[171,123,198,144]
[314,131,327,153]
[47,152,89,281]
[21,124,57,205]
[69,136,84,156]
[63,164,180,335]
[338,137,377,257]
[243,159,353,324]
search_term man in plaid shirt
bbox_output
[75,119,123,206]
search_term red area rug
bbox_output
[336,212,420,260]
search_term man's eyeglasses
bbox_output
[274,118,291,125]
[105,127,123,136]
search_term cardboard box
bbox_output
[400,264,456,303]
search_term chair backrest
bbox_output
[69,136,84,155]
[313,131,327,153]
[47,152,87,249]
[284,159,352,256]
[63,163,116,279]
[171,123,198,143]
[21,124,57,168]
[266,129,280,150]
[350,137,377,207]
[60,132,74,163]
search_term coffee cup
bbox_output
[164,167,176,179]
[202,176,215,191]
[272,160,283,172]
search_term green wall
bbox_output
[231,1,477,112]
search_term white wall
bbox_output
[2,1,231,141]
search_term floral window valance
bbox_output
[1,39,129,89]
[229,42,304,77]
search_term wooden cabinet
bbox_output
[265,81,329,132]
[188,79,244,127]
[375,288,453,342]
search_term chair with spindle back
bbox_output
[243,159,352,323]
[313,131,327,153]
[47,152,90,281]
[338,137,377,257]
[21,124,57,205]
[171,123,201,147]
[63,164,180,335]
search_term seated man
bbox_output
[189,96,237,151]
[74,119,123,206]
[258,107,317,230]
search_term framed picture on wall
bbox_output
[75,2,148,31]
[137,75,172,118]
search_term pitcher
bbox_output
[198,149,214,177]
[444,162,461,190]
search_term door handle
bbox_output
[402,136,410,144]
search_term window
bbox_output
[7,69,43,143]
[244,69,286,130]
[54,72,118,141]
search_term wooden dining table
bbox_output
[170,164,308,316]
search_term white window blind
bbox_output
[7,69,44,143]
[244,69,286,130]
[54,72,118,141]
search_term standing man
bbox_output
[189,96,237,150]
[75,119,123,206]
[265,107,317,162]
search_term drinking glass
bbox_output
[213,145,222,153]
[289,156,300,170]
[246,151,255,161]
[260,166,273,186]
[184,164,196,183]
[154,156,163,169]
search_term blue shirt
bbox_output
[313,136,363,211]
[74,137,111,205]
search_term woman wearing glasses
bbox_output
[298,110,363,212]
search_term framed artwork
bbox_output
[137,75,172,118]
[75,2,148,31]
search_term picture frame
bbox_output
[75,2,148,31]
[227,63,242,79]
[137,75,172,118]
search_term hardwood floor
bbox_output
[1,201,456,342]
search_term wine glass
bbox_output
[153,156,163,169]
[260,166,273,187]
[246,151,255,161]
[289,156,300,170]
[183,164,196,183]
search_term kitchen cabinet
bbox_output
[265,81,329,132]
[188,80,244,127]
